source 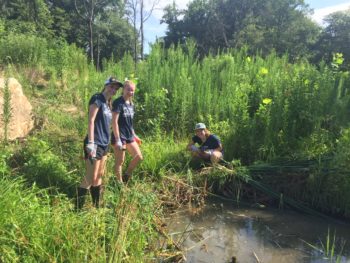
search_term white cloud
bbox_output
[311,2,350,24]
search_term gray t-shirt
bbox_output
[87,93,112,146]
[112,96,135,141]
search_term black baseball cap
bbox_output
[104,77,123,87]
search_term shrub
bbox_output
[19,138,76,196]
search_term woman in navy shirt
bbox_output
[187,123,223,163]
[111,80,143,183]
[76,77,123,209]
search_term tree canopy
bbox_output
[161,0,348,65]
[314,8,350,67]
[0,0,135,66]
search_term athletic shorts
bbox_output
[111,135,134,145]
[83,139,109,160]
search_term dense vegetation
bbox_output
[1,0,350,261]
[1,0,350,67]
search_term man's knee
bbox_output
[210,152,222,163]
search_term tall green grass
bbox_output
[0,176,158,262]
[137,45,350,163]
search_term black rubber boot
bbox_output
[75,187,88,211]
[122,173,131,184]
[90,185,102,208]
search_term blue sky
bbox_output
[307,0,349,9]
[143,0,350,53]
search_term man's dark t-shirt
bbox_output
[192,134,221,152]
[86,93,112,146]
[112,96,135,141]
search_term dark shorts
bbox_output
[83,139,109,160]
[111,135,134,145]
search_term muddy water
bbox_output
[165,199,350,263]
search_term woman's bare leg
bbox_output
[113,146,125,182]
[80,159,102,188]
[125,141,143,178]
[94,155,107,186]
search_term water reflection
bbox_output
[166,199,350,263]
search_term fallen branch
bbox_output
[253,251,261,263]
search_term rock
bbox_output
[0,77,34,140]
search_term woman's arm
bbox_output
[88,104,99,142]
[112,112,121,143]
[112,112,124,150]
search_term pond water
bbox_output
[164,199,350,263]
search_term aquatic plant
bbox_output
[300,228,346,262]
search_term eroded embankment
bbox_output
[156,163,350,262]
[163,161,349,223]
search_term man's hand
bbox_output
[190,145,199,152]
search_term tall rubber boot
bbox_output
[90,185,102,208]
[122,173,131,184]
[75,187,88,211]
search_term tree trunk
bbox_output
[89,0,94,64]
[89,18,94,64]
[97,33,100,71]
[133,10,137,70]
[140,0,144,60]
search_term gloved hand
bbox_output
[190,145,199,152]
[86,142,97,158]
[116,138,123,150]
[204,149,214,156]
[134,134,142,145]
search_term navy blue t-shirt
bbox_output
[192,134,221,151]
[86,93,112,146]
[112,96,135,141]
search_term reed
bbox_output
[301,228,346,262]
